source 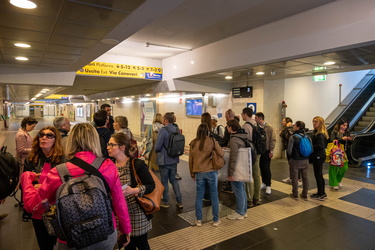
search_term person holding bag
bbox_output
[327,118,351,190]
[189,124,224,227]
[21,123,131,250]
[107,133,155,250]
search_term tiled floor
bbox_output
[1,117,375,249]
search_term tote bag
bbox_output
[218,148,252,182]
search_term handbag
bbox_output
[131,159,164,215]
[211,138,225,170]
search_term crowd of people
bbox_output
[0,103,354,249]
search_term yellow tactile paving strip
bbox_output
[149,174,375,249]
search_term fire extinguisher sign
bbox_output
[247,103,256,113]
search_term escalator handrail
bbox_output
[350,129,375,162]
[349,92,375,133]
[327,71,375,131]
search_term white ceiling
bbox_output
[2,0,375,103]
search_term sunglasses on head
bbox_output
[38,132,55,139]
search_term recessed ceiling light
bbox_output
[40,90,47,93]
[191,61,194,64]
[130,96,135,98]
[225,76,233,80]
[15,56,28,61]
[14,43,31,48]
[115,97,119,99]
[31,97,36,100]
[145,94,151,97]
[42,89,49,91]
[324,61,335,65]
[256,72,265,75]
[10,0,37,9]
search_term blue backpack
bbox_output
[295,134,313,157]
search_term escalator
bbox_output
[325,70,375,167]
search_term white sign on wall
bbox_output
[144,102,155,125]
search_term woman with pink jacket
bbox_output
[21,123,132,249]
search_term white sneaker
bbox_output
[261,183,266,190]
[266,186,271,195]
[333,186,339,190]
[195,220,202,227]
[282,177,292,183]
[213,219,221,227]
[338,182,343,188]
[298,181,302,187]
[227,212,245,220]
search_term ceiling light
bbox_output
[256,72,265,75]
[225,76,233,80]
[40,90,47,93]
[115,97,119,99]
[10,0,37,9]
[35,93,42,97]
[31,97,36,100]
[106,98,110,100]
[191,61,194,64]
[42,89,49,91]
[101,38,120,45]
[145,42,192,51]
[15,56,28,61]
[130,96,135,98]
[324,61,335,65]
[14,43,31,48]
[145,94,151,97]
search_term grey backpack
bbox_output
[53,157,114,248]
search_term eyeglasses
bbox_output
[38,133,55,139]
[107,143,119,148]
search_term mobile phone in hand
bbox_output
[117,234,128,248]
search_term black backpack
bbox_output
[246,122,267,155]
[164,126,185,157]
[0,146,20,200]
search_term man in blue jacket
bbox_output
[155,112,183,209]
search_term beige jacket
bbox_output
[189,137,224,178]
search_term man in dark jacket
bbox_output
[94,109,112,158]
[101,103,114,133]
[155,112,183,209]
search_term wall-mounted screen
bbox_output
[232,87,253,98]
[186,98,203,117]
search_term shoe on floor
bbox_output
[282,177,292,183]
[176,202,183,209]
[310,193,325,201]
[338,182,343,188]
[0,213,8,220]
[261,183,266,190]
[289,193,298,200]
[298,181,303,187]
[247,201,254,208]
[253,198,261,206]
[244,213,248,218]
[227,212,245,220]
[333,186,339,190]
[266,186,271,195]
[213,219,221,227]
[222,186,234,194]
[299,194,308,201]
[175,173,182,180]
[195,220,202,227]
[160,201,170,208]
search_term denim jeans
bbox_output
[230,181,247,216]
[159,164,182,203]
[195,171,219,222]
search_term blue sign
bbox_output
[145,72,162,80]
[247,103,256,113]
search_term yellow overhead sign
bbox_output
[76,62,163,80]
[45,94,69,99]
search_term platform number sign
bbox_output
[247,103,256,113]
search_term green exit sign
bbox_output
[313,75,327,81]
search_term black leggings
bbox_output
[125,233,150,250]
[312,161,325,196]
[32,218,56,250]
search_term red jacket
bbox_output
[21,151,132,235]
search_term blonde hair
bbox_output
[65,123,102,159]
[114,116,128,129]
[313,116,329,139]
[153,113,162,124]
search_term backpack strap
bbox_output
[56,163,70,183]
[68,157,110,195]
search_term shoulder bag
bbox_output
[211,138,225,170]
[131,159,164,214]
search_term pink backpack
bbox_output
[330,140,345,167]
